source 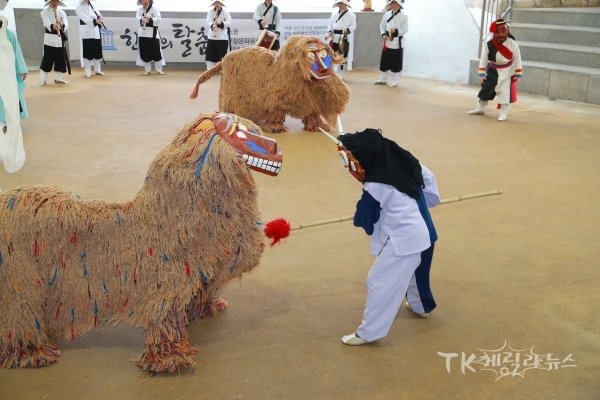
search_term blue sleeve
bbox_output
[353,189,381,235]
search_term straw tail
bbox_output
[190,62,224,99]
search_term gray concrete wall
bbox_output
[15,8,383,69]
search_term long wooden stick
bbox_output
[291,189,502,231]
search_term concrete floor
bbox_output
[0,68,599,399]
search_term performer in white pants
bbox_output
[253,0,281,51]
[136,0,165,75]
[331,128,440,346]
[39,0,69,85]
[326,0,356,80]
[205,0,231,70]
[375,0,408,88]
[356,240,422,341]
[469,19,522,121]
[76,0,105,78]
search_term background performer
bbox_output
[136,0,165,75]
[326,0,356,80]
[0,15,28,135]
[205,0,231,70]
[0,14,26,173]
[76,0,105,78]
[374,0,407,88]
[39,0,69,85]
[469,19,522,122]
[253,0,281,51]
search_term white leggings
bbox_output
[356,240,421,342]
[143,61,162,73]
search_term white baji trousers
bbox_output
[356,238,421,342]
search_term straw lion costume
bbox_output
[191,36,351,133]
[0,112,286,373]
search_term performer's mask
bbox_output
[337,145,366,183]
[306,40,334,81]
[212,113,283,176]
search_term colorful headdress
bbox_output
[489,18,510,33]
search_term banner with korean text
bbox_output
[67,17,347,64]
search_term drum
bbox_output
[256,29,277,50]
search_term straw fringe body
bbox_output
[0,112,268,373]
[191,36,351,133]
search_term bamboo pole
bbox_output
[291,189,502,231]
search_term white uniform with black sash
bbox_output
[327,9,356,74]
[39,6,69,80]
[379,9,407,74]
[136,4,165,72]
[205,6,231,67]
[76,2,103,75]
[253,2,281,51]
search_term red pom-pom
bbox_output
[264,218,291,247]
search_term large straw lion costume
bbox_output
[0,112,286,374]
[191,36,351,133]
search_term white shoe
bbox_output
[86,74,91,78]
[388,82,397,88]
[54,79,67,84]
[95,71,105,76]
[468,108,485,115]
[405,301,429,318]
[157,71,164,75]
[498,104,509,121]
[341,333,369,346]
[374,79,386,85]
[39,81,46,86]
[469,100,489,115]
[144,71,151,75]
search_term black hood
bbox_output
[339,128,424,200]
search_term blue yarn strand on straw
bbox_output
[195,133,218,179]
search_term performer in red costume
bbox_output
[469,19,523,122]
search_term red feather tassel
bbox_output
[264,218,291,247]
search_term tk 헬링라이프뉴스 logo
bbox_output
[437,340,576,381]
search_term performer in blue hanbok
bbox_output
[0,15,27,172]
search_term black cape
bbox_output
[338,128,424,200]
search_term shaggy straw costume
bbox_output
[0,112,282,373]
[191,36,351,133]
